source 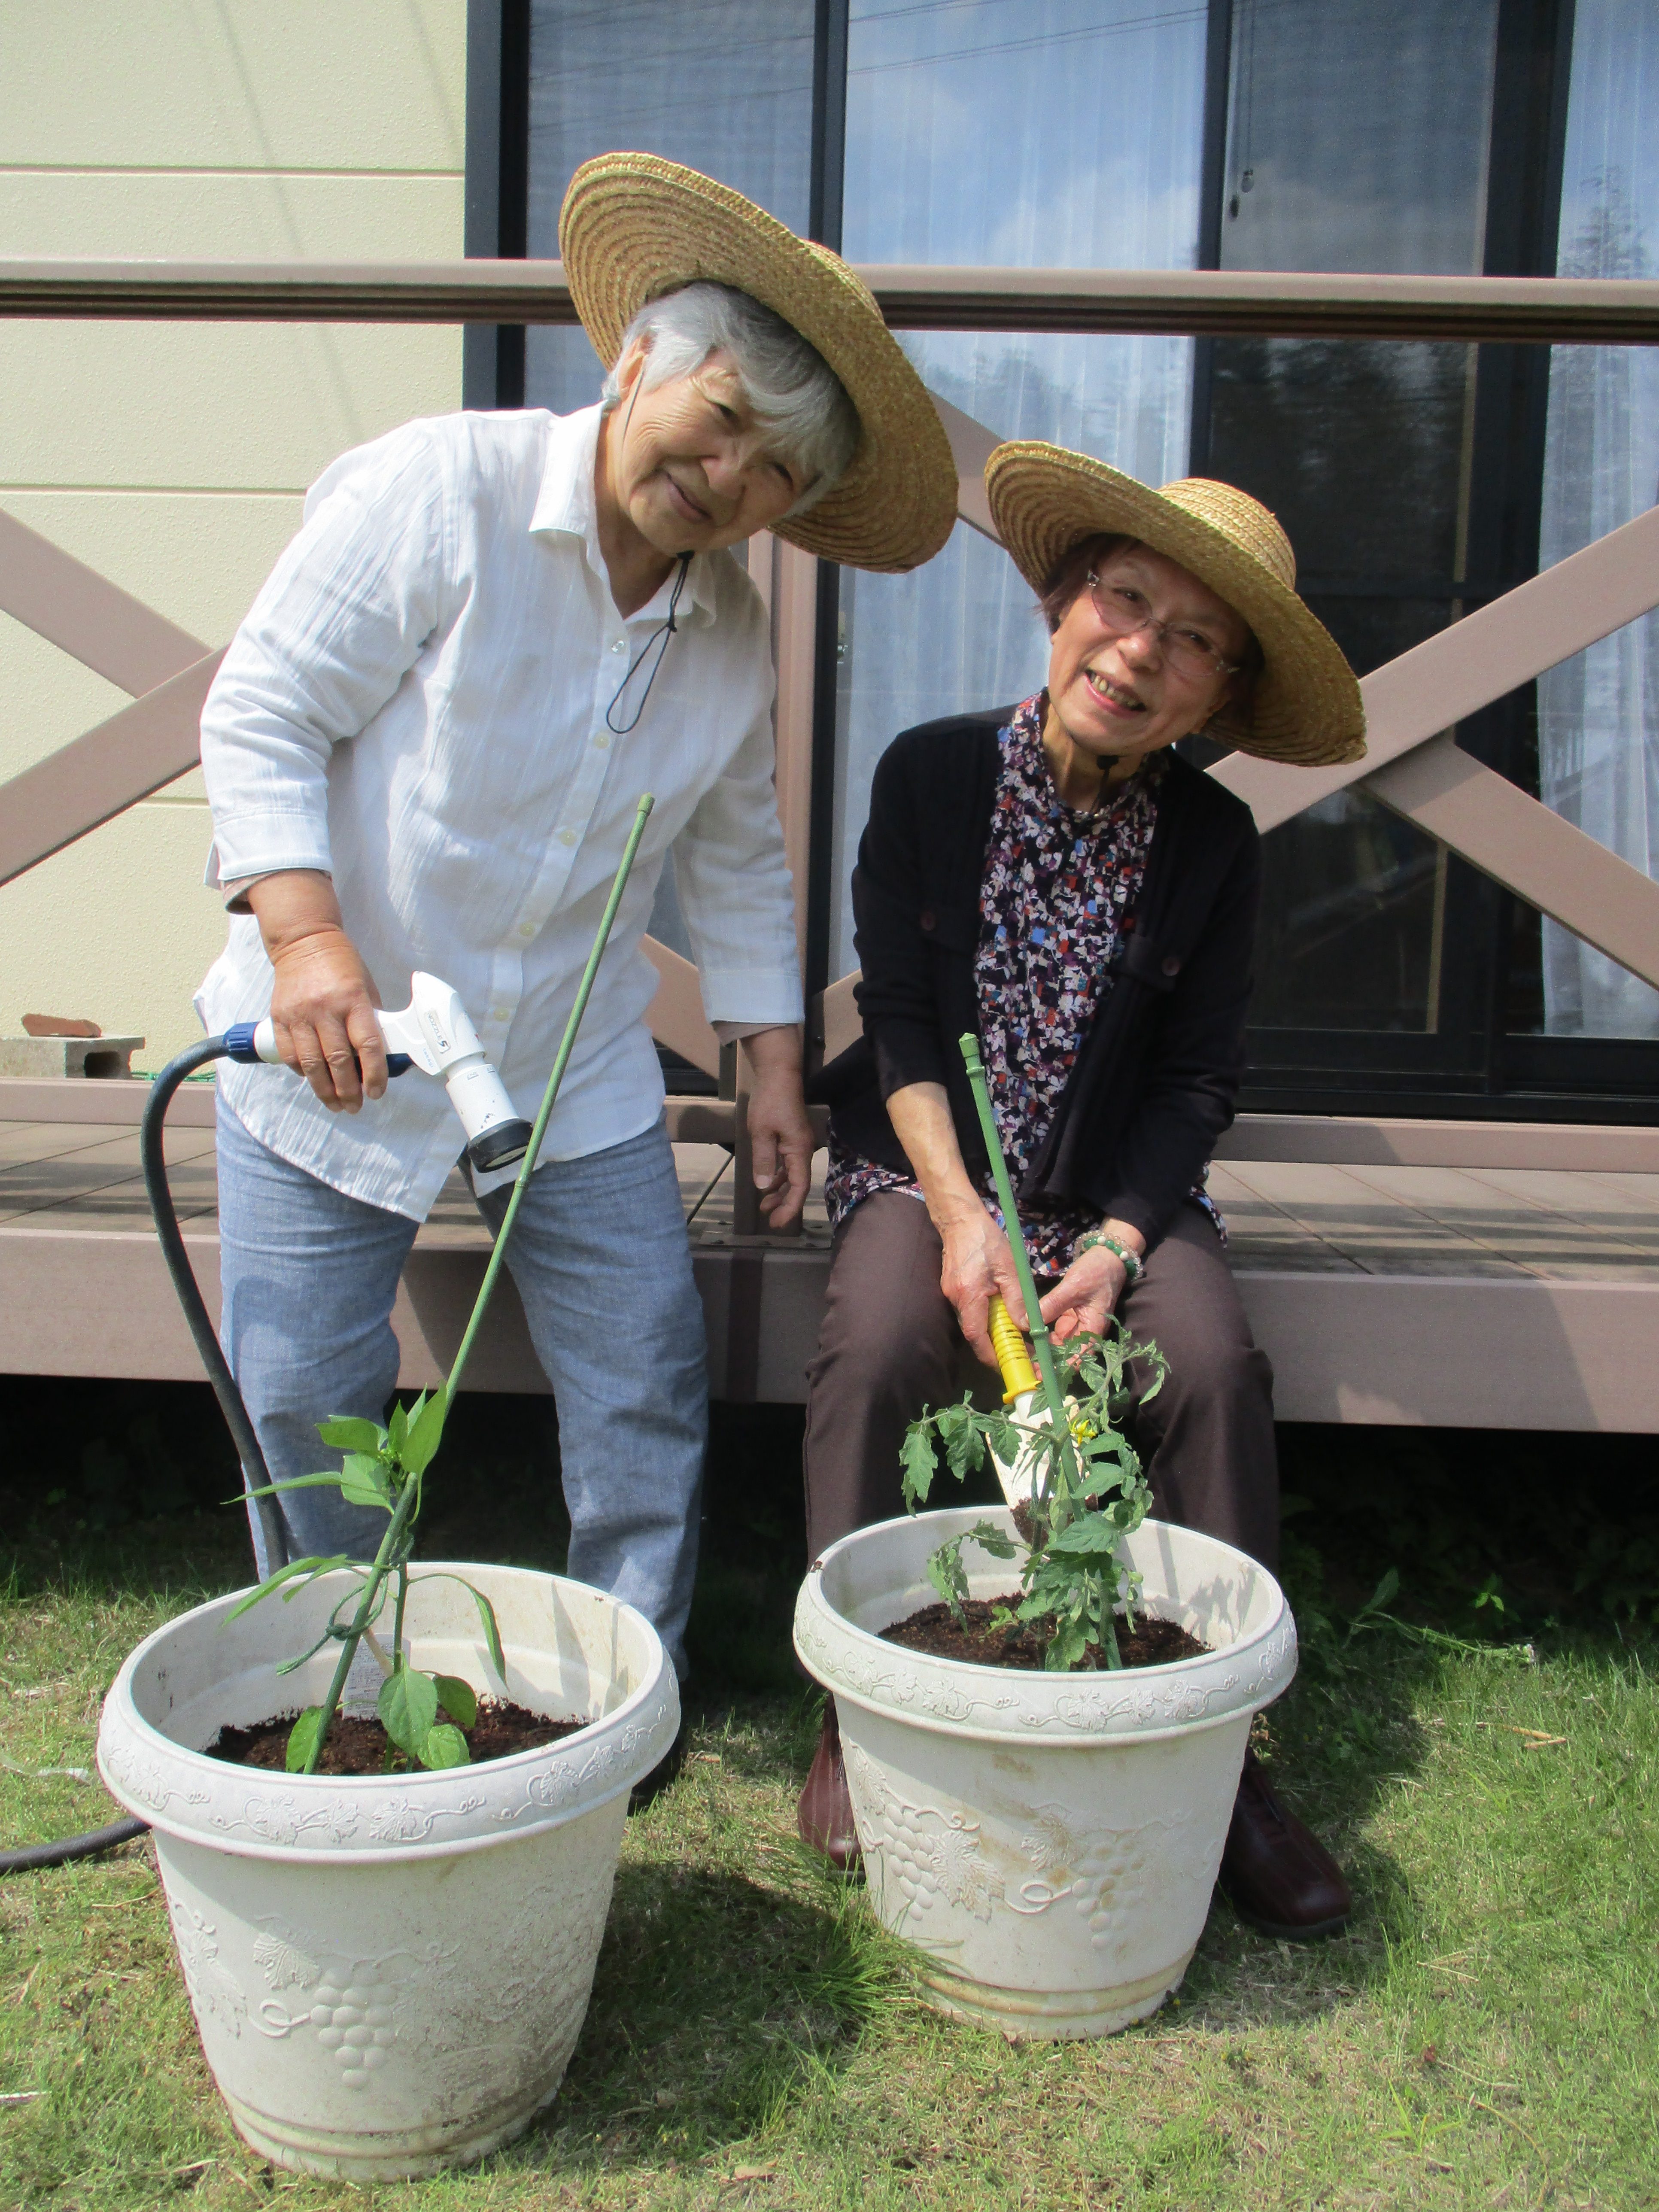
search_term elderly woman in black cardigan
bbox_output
[798,442,1367,1940]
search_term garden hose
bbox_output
[141,1033,291,1575]
[3,1034,288,1877]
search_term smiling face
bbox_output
[1045,541,1253,792]
[602,339,813,559]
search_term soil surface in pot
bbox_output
[205,1699,589,1776]
[881,1597,1209,1671]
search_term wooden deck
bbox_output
[2,1077,1657,1430]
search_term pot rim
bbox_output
[794,1509,1297,1745]
[97,1562,679,1863]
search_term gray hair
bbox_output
[600,281,860,516]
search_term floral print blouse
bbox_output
[824,696,1224,1278]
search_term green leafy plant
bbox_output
[901,1324,1163,1671]
[231,1386,510,1774]
[225,796,654,1776]
[897,1033,1166,1672]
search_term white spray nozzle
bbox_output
[247,973,532,1176]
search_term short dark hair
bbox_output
[1037,533,1138,634]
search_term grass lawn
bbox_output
[1,1385,1656,2210]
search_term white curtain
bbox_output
[828,0,1207,975]
[1538,0,1659,1038]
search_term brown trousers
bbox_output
[802,1192,1280,1572]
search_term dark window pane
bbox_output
[1207,337,1476,585]
[1221,0,1498,277]
[523,0,816,416]
[1206,0,1499,1048]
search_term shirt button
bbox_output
[610,638,626,654]
[518,921,535,939]
[558,828,576,847]
[491,1006,510,1022]
[593,733,611,750]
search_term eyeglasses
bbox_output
[1084,570,1240,683]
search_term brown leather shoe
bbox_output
[796,1702,861,1872]
[1218,1749,1351,1939]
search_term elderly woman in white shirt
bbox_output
[198,155,957,1704]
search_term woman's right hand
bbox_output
[247,872,386,1112]
[938,1206,1028,1369]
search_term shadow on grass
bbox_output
[496,1860,890,2172]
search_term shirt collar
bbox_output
[529,404,721,629]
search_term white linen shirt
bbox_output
[197,405,802,1221]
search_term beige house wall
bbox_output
[0,1,467,1065]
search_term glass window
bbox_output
[1534,0,1659,1040]
[827,0,1208,978]
[1205,0,1500,1041]
[523,0,817,417]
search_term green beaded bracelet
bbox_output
[1075,1228,1143,1285]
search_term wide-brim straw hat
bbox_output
[985,442,1365,767]
[559,153,958,574]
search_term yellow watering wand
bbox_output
[988,1293,1039,1405]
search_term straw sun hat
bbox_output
[559,153,958,574]
[985,442,1365,768]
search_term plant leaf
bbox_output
[337,1452,393,1509]
[966,1519,1018,1560]
[387,1398,411,1455]
[316,1416,387,1454]
[432,1674,477,1729]
[285,1707,327,1772]
[925,1533,970,1625]
[378,1662,439,1757]
[899,1421,938,1510]
[419,1722,470,1771]
[937,1399,986,1481]
[237,1472,359,1501]
[400,1385,448,1478]
[1046,1513,1123,1556]
[226,1555,353,1619]
[413,1574,507,1682]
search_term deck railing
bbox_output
[3,261,1658,1204]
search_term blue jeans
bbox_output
[214,1100,707,1675]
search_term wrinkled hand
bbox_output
[938,1206,1027,1368]
[267,926,386,1112]
[1039,1246,1127,1344]
[742,1029,813,1229]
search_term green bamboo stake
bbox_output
[958,1031,1123,1668]
[301,795,655,1770]
[446,793,655,1401]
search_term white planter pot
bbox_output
[794,1509,1296,2040]
[97,1562,678,2182]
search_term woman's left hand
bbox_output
[1038,1247,1126,1342]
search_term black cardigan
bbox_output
[811,710,1262,1246]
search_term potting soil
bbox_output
[881,1598,1209,1671]
[206,1699,590,1775]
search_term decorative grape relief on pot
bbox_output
[99,1743,210,1820]
[795,1607,1020,1729]
[249,1916,456,2088]
[169,1901,248,2037]
[1005,1801,1209,1951]
[845,1742,1003,1926]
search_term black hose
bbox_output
[140,1038,290,1575]
[0,1818,150,1876]
[9,1045,292,1877]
